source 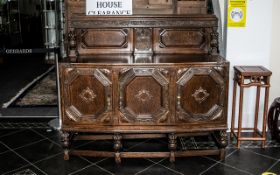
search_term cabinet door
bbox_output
[176,67,225,123]
[119,68,170,125]
[60,65,113,125]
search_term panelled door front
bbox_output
[176,67,226,123]
[60,64,113,125]
[119,67,171,125]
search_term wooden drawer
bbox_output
[76,28,133,55]
[153,28,208,54]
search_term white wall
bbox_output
[226,0,274,129]
[270,0,280,103]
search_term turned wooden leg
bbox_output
[60,131,70,160]
[218,130,228,161]
[212,130,228,161]
[168,133,177,163]
[113,133,122,164]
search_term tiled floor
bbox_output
[0,126,280,175]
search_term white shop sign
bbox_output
[86,0,133,16]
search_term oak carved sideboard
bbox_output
[59,0,229,163]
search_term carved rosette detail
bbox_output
[79,87,97,103]
[135,89,153,103]
[192,87,210,104]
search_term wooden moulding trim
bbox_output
[69,150,221,158]
[70,150,114,157]
[175,150,220,157]
[74,134,167,141]
[120,152,170,158]
[238,137,266,141]
[61,125,227,133]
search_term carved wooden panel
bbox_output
[134,28,153,54]
[119,68,170,125]
[77,28,133,55]
[61,65,113,125]
[133,0,174,14]
[154,28,208,54]
[176,67,225,122]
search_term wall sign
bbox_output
[228,0,247,27]
[86,0,132,16]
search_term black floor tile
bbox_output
[226,147,238,156]
[3,165,46,175]
[137,164,182,175]
[0,150,29,174]
[97,158,154,175]
[31,128,61,145]
[201,163,252,175]
[205,147,238,161]
[269,161,280,174]
[0,142,9,153]
[0,129,23,137]
[35,153,91,175]
[0,129,44,149]
[159,157,216,175]
[70,164,112,175]
[245,147,280,160]
[124,139,169,152]
[74,140,113,151]
[15,139,63,163]
[223,149,277,175]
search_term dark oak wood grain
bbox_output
[59,0,229,163]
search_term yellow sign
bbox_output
[262,172,277,175]
[228,0,247,27]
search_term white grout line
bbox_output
[199,162,219,175]
[68,155,114,175]
[146,158,185,175]
[2,163,32,175]
[2,65,55,108]
[0,128,26,138]
[135,158,184,175]
[265,159,280,172]
[31,128,62,147]
[134,158,167,175]
[1,152,63,175]
[80,156,109,165]
[200,149,254,175]
[68,164,97,175]
[0,137,48,156]
[94,164,115,175]
[218,162,254,175]
[242,148,279,161]
[0,141,48,175]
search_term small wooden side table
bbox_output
[230,66,272,148]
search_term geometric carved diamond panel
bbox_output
[62,65,112,125]
[119,68,170,125]
[176,67,225,122]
